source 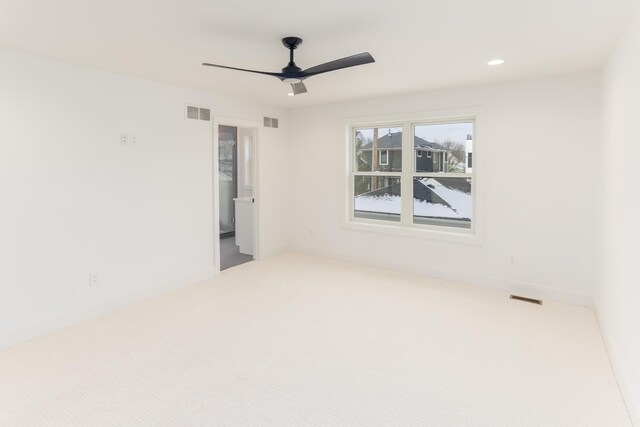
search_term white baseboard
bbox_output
[258,244,293,260]
[289,245,595,307]
[596,309,640,426]
[0,268,216,351]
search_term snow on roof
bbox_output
[354,178,473,219]
[219,170,233,182]
[354,194,401,215]
[353,178,472,221]
[418,178,472,219]
[354,194,464,219]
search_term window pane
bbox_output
[414,123,473,173]
[355,127,402,172]
[413,177,471,228]
[354,176,401,222]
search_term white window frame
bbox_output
[416,150,422,158]
[427,151,432,158]
[342,108,484,245]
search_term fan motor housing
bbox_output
[282,37,303,50]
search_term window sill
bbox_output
[341,219,484,246]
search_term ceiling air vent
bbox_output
[186,105,211,122]
[263,117,279,128]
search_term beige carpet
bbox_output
[0,253,631,426]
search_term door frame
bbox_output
[212,116,261,273]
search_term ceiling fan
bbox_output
[202,37,375,96]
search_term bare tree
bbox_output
[441,140,466,172]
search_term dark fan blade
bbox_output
[290,82,307,95]
[301,52,374,78]
[202,63,284,78]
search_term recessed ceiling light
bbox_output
[488,59,505,66]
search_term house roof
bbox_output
[355,178,471,220]
[360,132,448,152]
[416,178,472,219]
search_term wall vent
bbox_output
[199,108,211,121]
[263,117,279,128]
[187,105,199,120]
[186,105,211,121]
[510,295,543,305]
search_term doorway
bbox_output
[217,124,257,271]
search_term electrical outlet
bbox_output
[129,133,136,145]
[120,133,129,146]
[89,274,99,287]
[510,255,518,267]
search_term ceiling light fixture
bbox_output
[287,92,295,96]
[283,78,302,84]
[488,59,505,66]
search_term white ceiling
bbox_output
[0,0,635,107]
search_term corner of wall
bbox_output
[597,9,640,426]
[595,308,640,426]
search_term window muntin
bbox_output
[350,119,474,232]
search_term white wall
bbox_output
[0,49,290,348]
[600,11,640,424]
[1,33,635,416]
[288,72,602,306]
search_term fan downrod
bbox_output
[281,37,303,74]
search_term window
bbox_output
[350,119,475,233]
[379,150,389,165]
[353,126,402,221]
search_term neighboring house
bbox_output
[357,132,450,173]
[465,134,473,173]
